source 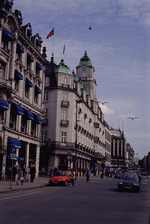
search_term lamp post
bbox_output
[75,98,83,179]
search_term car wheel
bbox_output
[118,186,123,192]
[64,181,67,186]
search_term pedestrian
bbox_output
[53,167,58,175]
[16,167,24,185]
[30,164,36,182]
[49,168,53,177]
[42,167,46,176]
[85,167,90,182]
[25,166,30,182]
[69,169,76,186]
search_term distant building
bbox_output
[126,143,135,169]
[41,52,110,176]
[0,1,47,179]
[110,129,126,169]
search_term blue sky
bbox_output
[13,0,150,159]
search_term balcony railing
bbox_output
[94,122,99,128]
[61,101,70,108]
[61,120,69,127]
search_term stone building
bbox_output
[0,1,46,179]
[41,52,111,176]
[110,128,126,169]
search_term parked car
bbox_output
[49,171,71,186]
[141,171,147,176]
[115,172,122,179]
[118,172,140,192]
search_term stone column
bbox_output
[25,143,29,167]
[35,144,40,177]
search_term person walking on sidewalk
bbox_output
[85,167,90,182]
[25,166,30,182]
[69,169,76,186]
[30,164,36,182]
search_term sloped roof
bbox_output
[77,51,92,67]
[55,59,72,75]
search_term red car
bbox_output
[49,171,71,186]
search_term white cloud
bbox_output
[99,104,114,115]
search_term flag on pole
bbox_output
[46,28,54,39]
[63,44,65,54]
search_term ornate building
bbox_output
[0,0,47,179]
[41,52,111,176]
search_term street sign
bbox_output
[10,147,16,154]
[8,156,20,160]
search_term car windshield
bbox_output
[121,173,138,181]
[53,172,66,176]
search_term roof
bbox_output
[72,70,78,82]
[55,59,72,75]
[77,51,92,67]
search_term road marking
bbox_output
[0,191,41,201]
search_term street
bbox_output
[0,176,150,224]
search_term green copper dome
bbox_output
[55,59,72,75]
[77,51,92,67]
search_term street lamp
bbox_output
[75,98,83,179]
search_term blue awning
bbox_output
[15,70,23,80]
[0,58,7,67]
[104,165,110,170]
[27,29,32,36]
[6,0,13,7]
[26,78,33,87]
[8,137,21,149]
[27,53,34,62]
[17,43,24,53]
[36,39,41,46]
[36,62,42,70]
[35,85,42,94]
[0,98,9,110]
[12,102,24,115]
[18,17,22,24]
[2,28,12,42]
[24,108,34,120]
[34,114,43,124]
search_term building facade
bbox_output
[0,1,46,179]
[41,52,111,176]
[110,128,126,169]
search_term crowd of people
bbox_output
[7,163,36,185]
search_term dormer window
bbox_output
[27,29,32,38]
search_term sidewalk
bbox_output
[0,177,49,194]
[0,175,111,194]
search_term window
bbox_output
[45,77,50,86]
[44,91,48,102]
[61,132,67,143]
[44,109,48,119]
[64,77,67,85]
[25,86,29,98]
[62,92,68,101]
[9,107,16,130]
[42,131,47,143]
[21,116,27,133]
[31,120,36,137]
[0,59,6,79]
[0,67,5,79]
[62,110,67,120]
